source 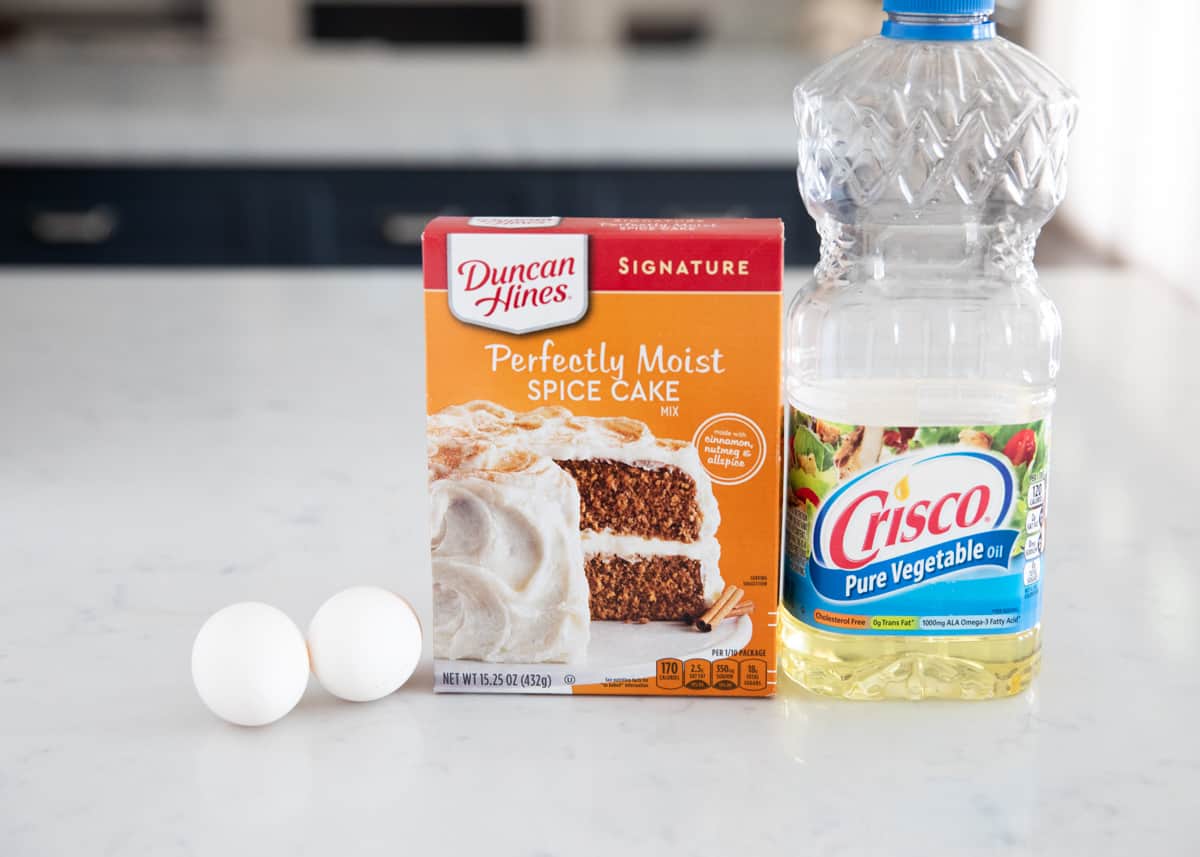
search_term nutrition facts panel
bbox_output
[655,657,768,692]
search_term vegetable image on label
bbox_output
[1004,429,1037,466]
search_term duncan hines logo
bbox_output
[810,451,1018,602]
[446,233,588,334]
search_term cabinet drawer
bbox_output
[0,169,253,265]
[281,169,553,266]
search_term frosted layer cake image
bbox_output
[429,401,723,663]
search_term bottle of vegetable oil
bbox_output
[782,0,1077,699]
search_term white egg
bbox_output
[307,586,422,702]
[191,602,310,727]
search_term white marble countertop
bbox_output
[0,50,806,164]
[1,267,1196,856]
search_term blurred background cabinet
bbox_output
[0,0,881,268]
[0,166,816,266]
[0,0,1159,282]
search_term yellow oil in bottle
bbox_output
[779,609,1039,701]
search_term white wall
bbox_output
[1028,0,1200,295]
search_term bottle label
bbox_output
[783,411,1048,636]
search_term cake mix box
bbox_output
[422,216,783,696]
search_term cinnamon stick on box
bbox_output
[695,585,744,632]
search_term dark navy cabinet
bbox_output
[0,166,817,267]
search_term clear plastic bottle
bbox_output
[781,0,1077,700]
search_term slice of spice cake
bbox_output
[427,401,723,650]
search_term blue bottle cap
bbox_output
[881,0,996,40]
[882,1,995,12]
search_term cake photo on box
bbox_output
[428,401,723,663]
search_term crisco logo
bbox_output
[813,451,1016,573]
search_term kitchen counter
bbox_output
[0,51,807,164]
[1,267,1196,857]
